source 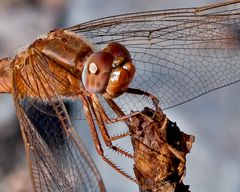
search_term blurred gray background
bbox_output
[0,0,240,191]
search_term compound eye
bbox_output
[82,51,114,93]
[105,61,135,98]
[103,42,131,67]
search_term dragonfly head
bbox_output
[82,42,135,98]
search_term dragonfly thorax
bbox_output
[82,42,135,98]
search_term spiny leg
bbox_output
[91,94,154,142]
[91,93,146,141]
[104,97,155,122]
[90,93,144,124]
[104,97,154,141]
[89,93,156,151]
[88,97,133,159]
[102,98,130,142]
[126,87,161,112]
[79,94,136,183]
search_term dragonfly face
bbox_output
[82,42,135,98]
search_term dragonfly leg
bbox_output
[126,87,161,112]
[79,94,137,183]
[104,97,155,123]
[88,97,133,159]
[91,93,154,139]
[90,93,154,142]
[107,132,130,142]
[104,98,154,141]
[91,93,148,124]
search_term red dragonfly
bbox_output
[1,0,240,191]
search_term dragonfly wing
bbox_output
[12,49,105,192]
[68,1,240,110]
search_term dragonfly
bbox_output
[1,0,240,191]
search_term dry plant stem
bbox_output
[128,107,195,192]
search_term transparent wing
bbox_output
[68,1,240,110]
[12,49,105,192]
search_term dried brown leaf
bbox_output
[128,107,194,192]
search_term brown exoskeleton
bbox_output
[0,29,159,191]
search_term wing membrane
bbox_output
[16,103,73,191]
[68,0,240,110]
[12,49,105,192]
